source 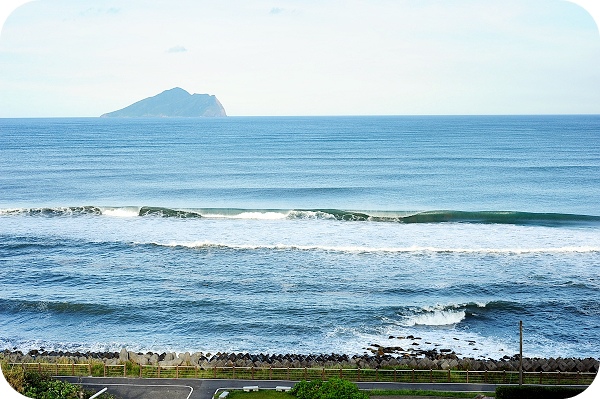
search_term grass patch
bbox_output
[368,389,495,398]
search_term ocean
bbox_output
[0,115,599,360]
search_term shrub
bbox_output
[2,363,27,393]
[291,379,324,399]
[23,377,82,399]
[495,385,586,399]
[91,362,105,377]
[2,366,122,399]
[291,377,368,399]
[125,361,140,377]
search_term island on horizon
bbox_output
[100,87,227,117]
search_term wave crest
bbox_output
[0,206,102,217]
[397,301,528,327]
[405,309,467,326]
[146,241,600,254]
[399,302,487,327]
[2,206,599,226]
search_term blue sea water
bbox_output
[0,115,599,359]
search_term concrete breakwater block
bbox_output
[2,349,599,373]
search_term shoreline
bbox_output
[1,348,598,373]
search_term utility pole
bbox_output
[519,320,523,385]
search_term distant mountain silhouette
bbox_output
[101,87,227,117]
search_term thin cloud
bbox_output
[166,46,187,53]
[270,7,284,15]
[79,7,120,17]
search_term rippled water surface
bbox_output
[1,116,599,359]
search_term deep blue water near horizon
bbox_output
[0,115,599,360]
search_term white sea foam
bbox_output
[287,210,338,220]
[146,241,600,254]
[0,208,23,216]
[238,212,287,220]
[404,309,466,326]
[215,212,288,220]
[100,207,140,217]
[324,324,515,360]
[397,302,490,327]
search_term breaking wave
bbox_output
[2,206,600,226]
[405,309,467,326]
[398,301,523,327]
[146,241,600,254]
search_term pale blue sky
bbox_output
[0,0,599,117]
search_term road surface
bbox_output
[60,377,499,399]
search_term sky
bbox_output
[0,0,599,117]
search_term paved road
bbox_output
[60,377,499,399]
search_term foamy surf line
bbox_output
[147,241,600,254]
[0,330,581,362]
[3,206,600,226]
[394,302,489,327]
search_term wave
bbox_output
[398,301,522,327]
[147,241,600,254]
[405,309,467,326]
[0,206,103,217]
[0,298,116,316]
[2,206,600,226]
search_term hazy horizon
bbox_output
[1,1,599,117]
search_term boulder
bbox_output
[179,352,191,365]
[200,360,211,370]
[190,353,201,366]
[119,348,129,363]
[106,358,119,366]
[128,352,140,364]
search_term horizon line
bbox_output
[2,113,600,119]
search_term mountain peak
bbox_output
[101,88,226,117]
[163,87,189,95]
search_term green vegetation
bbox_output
[368,389,495,398]
[2,358,596,386]
[291,378,369,399]
[1,363,120,399]
[495,385,587,399]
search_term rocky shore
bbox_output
[2,348,598,373]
